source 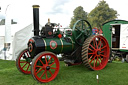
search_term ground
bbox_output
[0,59,128,85]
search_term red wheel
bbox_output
[16,49,31,74]
[82,35,110,70]
[31,51,60,83]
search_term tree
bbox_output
[88,0,118,28]
[69,6,88,28]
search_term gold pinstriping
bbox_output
[42,39,47,50]
[60,38,63,53]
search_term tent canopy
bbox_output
[0,23,42,60]
[12,24,42,60]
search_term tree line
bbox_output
[69,0,118,29]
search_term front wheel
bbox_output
[16,49,32,74]
[31,51,60,83]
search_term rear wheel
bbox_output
[82,35,110,70]
[31,51,60,83]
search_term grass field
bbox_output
[0,59,128,85]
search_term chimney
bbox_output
[32,5,40,36]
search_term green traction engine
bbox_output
[16,5,110,83]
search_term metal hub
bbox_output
[97,51,100,55]
[46,66,50,70]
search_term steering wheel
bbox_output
[72,19,92,45]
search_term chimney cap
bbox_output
[32,5,40,8]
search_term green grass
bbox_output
[0,59,128,85]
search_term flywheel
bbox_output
[72,19,92,45]
[81,35,110,70]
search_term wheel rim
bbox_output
[82,35,110,70]
[17,49,31,74]
[33,52,59,83]
[72,19,92,45]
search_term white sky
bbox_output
[0,0,128,27]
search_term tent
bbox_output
[0,24,33,60]
[0,23,43,60]
[12,24,33,60]
[12,24,43,60]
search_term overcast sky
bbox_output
[0,0,128,27]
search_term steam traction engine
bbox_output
[16,5,110,83]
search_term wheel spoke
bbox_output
[97,57,102,66]
[48,57,52,64]
[93,39,95,48]
[100,51,105,54]
[76,27,81,31]
[45,56,48,64]
[89,44,96,50]
[21,62,27,69]
[36,68,44,75]
[26,64,30,71]
[45,71,48,79]
[88,55,93,61]
[50,67,56,69]
[96,56,98,67]
[40,70,46,79]
[49,70,53,75]
[36,65,43,68]
[100,41,102,49]
[99,56,103,61]
[76,33,83,40]
[101,45,107,50]
[93,57,96,68]
[89,55,96,64]
[20,61,27,63]
[100,54,106,57]
[49,61,55,66]
[98,38,101,48]
[88,48,93,52]
[88,53,95,55]
[89,59,94,64]
[39,58,44,65]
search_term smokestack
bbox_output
[32,5,40,36]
